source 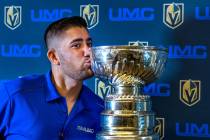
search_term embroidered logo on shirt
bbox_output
[77,125,94,133]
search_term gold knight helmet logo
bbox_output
[4,5,22,30]
[154,118,165,140]
[163,2,184,29]
[80,4,99,29]
[95,78,111,100]
[180,80,201,106]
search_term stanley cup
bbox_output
[91,45,168,140]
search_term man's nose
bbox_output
[84,45,91,57]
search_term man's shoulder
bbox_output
[0,74,46,97]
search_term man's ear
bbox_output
[47,48,60,65]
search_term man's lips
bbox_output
[85,59,91,63]
[84,60,92,67]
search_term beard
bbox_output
[59,57,94,81]
[80,64,94,80]
[66,64,94,81]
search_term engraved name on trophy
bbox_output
[91,45,168,140]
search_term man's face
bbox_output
[56,27,93,81]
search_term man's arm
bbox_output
[0,82,11,139]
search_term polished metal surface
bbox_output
[91,45,168,140]
[101,111,155,132]
[97,131,159,140]
[105,94,152,111]
[91,45,168,85]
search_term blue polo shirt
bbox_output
[0,72,104,140]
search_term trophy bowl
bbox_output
[91,45,168,86]
[91,45,168,140]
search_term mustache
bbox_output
[84,57,92,63]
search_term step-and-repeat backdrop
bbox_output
[0,0,210,139]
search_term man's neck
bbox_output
[51,70,83,114]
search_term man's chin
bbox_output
[87,69,94,77]
[82,69,94,80]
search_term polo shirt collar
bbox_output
[44,71,92,111]
[45,71,62,102]
[66,85,100,122]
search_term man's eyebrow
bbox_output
[87,37,92,42]
[70,38,83,44]
[70,37,92,44]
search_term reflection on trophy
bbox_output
[91,45,168,140]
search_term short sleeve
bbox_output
[0,82,11,137]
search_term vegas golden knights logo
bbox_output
[180,80,201,106]
[95,78,111,99]
[128,41,148,47]
[80,4,99,29]
[163,2,184,29]
[4,5,22,30]
[154,118,165,140]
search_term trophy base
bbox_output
[97,131,159,140]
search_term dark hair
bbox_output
[44,16,88,49]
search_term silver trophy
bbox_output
[91,45,168,140]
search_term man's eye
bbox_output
[87,42,92,47]
[71,44,81,48]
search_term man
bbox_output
[0,16,104,140]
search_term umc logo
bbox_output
[180,80,201,106]
[176,122,210,137]
[163,3,184,29]
[0,44,41,57]
[80,4,99,29]
[109,7,154,21]
[159,44,207,59]
[31,9,72,22]
[154,118,165,140]
[4,5,22,30]
[195,6,210,20]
